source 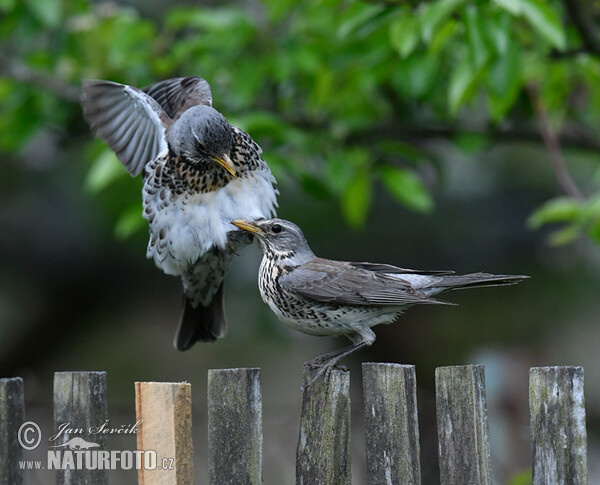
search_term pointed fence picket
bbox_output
[0,364,588,484]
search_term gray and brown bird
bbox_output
[81,76,278,350]
[232,218,528,384]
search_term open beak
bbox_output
[211,153,236,177]
[231,219,264,236]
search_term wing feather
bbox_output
[81,80,169,176]
[350,262,454,275]
[280,258,446,307]
[143,76,212,119]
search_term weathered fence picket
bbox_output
[362,363,421,485]
[529,366,587,485]
[435,365,492,485]
[0,363,590,484]
[207,368,262,485]
[135,381,193,485]
[53,371,108,485]
[0,377,25,485]
[296,364,351,485]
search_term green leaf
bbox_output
[464,5,491,68]
[114,204,145,240]
[487,41,522,120]
[85,149,126,193]
[548,225,579,246]
[341,170,372,228]
[493,0,523,16]
[25,0,62,28]
[527,197,580,228]
[587,219,600,244]
[420,0,465,42]
[394,54,439,99]
[337,4,387,39]
[486,11,512,55]
[0,0,16,13]
[428,19,459,56]
[389,15,419,58]
[378,165,433,213]
[521,0,566,50]
[448,55,487,114]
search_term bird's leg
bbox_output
[305,344,357,367]
[304,341,368,389]
[226,230,254,254]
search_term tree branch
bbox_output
[526,83,584,200]
[341,119,600,154]
[0,52,80,103]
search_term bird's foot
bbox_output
[302,359,348,391]
[300,342,368,390]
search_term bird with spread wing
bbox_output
[81,76,278,350]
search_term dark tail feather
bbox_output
[174,282,227,351]
[440,273,529,291]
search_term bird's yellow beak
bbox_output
[231,219,264,235]
[211,154,237,177]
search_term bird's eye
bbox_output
[271,224,282,234]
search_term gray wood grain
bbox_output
[296,365,351,485]
[208,368,262,485]
[530,366,587,484]
[53,371,108,485]
[435,365,492,485]
[0,377,25,485]
[362,363,421,485]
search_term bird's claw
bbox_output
[301,360,348,391]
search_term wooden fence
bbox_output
[0,364,588,484]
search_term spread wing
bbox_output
[280,258,447,306]
[81,80,169,176]
[143,76,213,119]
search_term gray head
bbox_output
[166,105,236,175]
[231,218,316,264]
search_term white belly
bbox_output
[144,170,277,276]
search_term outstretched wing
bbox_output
[280,258,447,307]
[143,76,213,119]
[81,80,169,176]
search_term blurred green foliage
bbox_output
[2,0,600,241]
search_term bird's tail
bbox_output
[174,282,227,351]
[435,272,528,292]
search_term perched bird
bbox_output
[232,218,528,384]
[81,77,278,350]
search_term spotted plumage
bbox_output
[81,76,278,350]
[232,218,528,385]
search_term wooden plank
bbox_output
[135,381,193,485]
[208,369,263,485]
[0,377,25,485]
[435,365,492,485]
[207,368,262,485]
[362,363,421,485]
[296,365,351,485]
[529,366,587,484]
[53,371,108,485]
